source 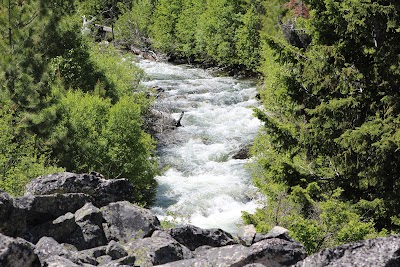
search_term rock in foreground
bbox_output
[0,172,398,266]
[293,235,400,267]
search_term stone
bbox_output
[24,212,77,244]
[106,240,128,260]
[76,246,107,265]
[70,203,107,250]
[253,226,293,243]
[168,225,237,251]
[155,258,212,267]
[17,193,92,226]
[42,255,81,267]
[232,145,250,159]
[250,238,306,266]
[125,237,193,266]
[151,230,175,240]
[264,226,292,241]
[34,236,79,265]
[293,235,400,267]
[97,255,113,265]
[0,190,26,237]
[238,224,257,246]
[25,172,137,207]
[0,233,38,267]
[102,255,136,266]
[193,237,305,267]
[101,201,160,242]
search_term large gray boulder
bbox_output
[101,201,161,243]
[168,225,237,251]
[24,212,78,244]
[69,203,107,250]
[34,236,79,265]
[124,237,192,266]
[0,233,38,267]
[293,235,400,267]
[25,172,137,207]
[42,255,81,267]
[155,258,212,267]
[184,237,305,267]
[17,193,92,226]
[0,190,26,237]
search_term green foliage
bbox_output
[150,0,182,53]
[243,185,380,254]
[0,104,63,196]
[88,44,147,101]
[174,0,206,59]
[0,0,158,205]
[104,95,158,204]
[247,0,400,253]
[47,89,157,206]
[114,0,154,47]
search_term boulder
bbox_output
[168,225,237,251]
[77,245,107,259]
[69,203,107,250]
[155,258,212,267]
[0,190,27,237]
[253,226,293,244]
[101,255,136,266]
[34,236,79,265]
[125,237,192,266]
[293,235,400,267]
[25,172,137,207]
[24,212,78,244]
[250,238,306,266]
[0,233,38,267]
[42,255,81,267]
[232,145,250,159]
[106,240,128,260]
[101,201,160,242]
[17,193,92,226]
[151,230,176,241]
[192,237,305,267]
[238,224,257,246]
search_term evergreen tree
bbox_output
[248,0,400,249]
[150,0,182,53]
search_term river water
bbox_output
[136,60,262,233]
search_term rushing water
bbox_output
[136,59,262,233]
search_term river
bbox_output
[136,59,262,233]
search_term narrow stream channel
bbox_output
[136,59,262,233]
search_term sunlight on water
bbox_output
[136,60,262,233]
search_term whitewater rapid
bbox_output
[136,60,262,233]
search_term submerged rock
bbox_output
[232,145,251,159]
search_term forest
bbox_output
[1,0,400,254]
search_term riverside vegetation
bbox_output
[1,0,400,255]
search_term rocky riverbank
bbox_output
[1,172,399,266]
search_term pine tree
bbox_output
[252,0,400,236]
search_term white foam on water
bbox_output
[136,59,261,233]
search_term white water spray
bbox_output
[136,60,262,233]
